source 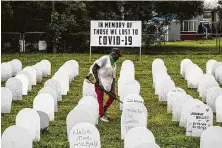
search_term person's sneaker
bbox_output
[99,116,109,122]
[104,114,111,120]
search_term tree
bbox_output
[1,1,204,52]
[47,1,88,52]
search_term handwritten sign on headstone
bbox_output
[121,103,147,140]
[186,104,213,137]
[69,122,101,148]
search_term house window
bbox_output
[181,20,198,32]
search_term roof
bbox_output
[151,14,177,21]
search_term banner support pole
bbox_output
[90,46,92,62]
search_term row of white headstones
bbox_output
[181,59,222,122]
[1,59,79,148]
[65,60,109,148]
[119,60,160,148]
[75,60,159,148]
[1,59,51,113]
[152,58,222,148]
[66,95,100,148]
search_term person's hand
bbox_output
[109,91,116,98]
[95,78,99,86]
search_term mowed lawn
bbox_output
[1,53,222,148]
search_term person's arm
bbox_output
[111,64,116,93]
[92,63,100,86]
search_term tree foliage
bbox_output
[1,1,204,52]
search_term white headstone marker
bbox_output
[33,93,55,121]
[181,59,193,78]
[206,59,217,74]
[63,61,77,81]
[68,60,79,76]
[44,79,62,101]
[121,103,147,140]
[16,108,40,141]
[118,76,134,96]
[201,79,219,101]
[38,87,58,112]
[40,59,51,75]
[1,62,12,82]
[124,127,156,148]
[212,62,222,76]
[124,93,144,105]
[200,126,222,148]
[39,60,49,77]
[172,94,193,121]
[215,95,222,122]
[158,79,175,101]
[5,77,22,100]
[15,74,29,95]
[82,79,97,99]
[69,122,101,148]
[78,96,99,123]
[198,74,215,94]
[206,86,222,112]
[186,104,213,137]
[53,71,69,95]
[17,70,32,91]
[74,104,97,125]
[66,109,95,138]
[167,87,186,113]
[9,59,22,76]
[1,87,12,113]
[23,66,37,85]
[215,65,222,84]
[152,59,164,73]
[1,125,32,148]
[179,99,203,127]
[32,64,43,83]
[119,82,140,111]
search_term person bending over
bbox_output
[91,48,121,122]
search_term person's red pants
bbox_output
[95,85,115,117]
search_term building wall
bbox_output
[168,21,181,41]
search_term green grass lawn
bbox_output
[146,39,221,54]
[165,39,217,48]
[1,53,222,148]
